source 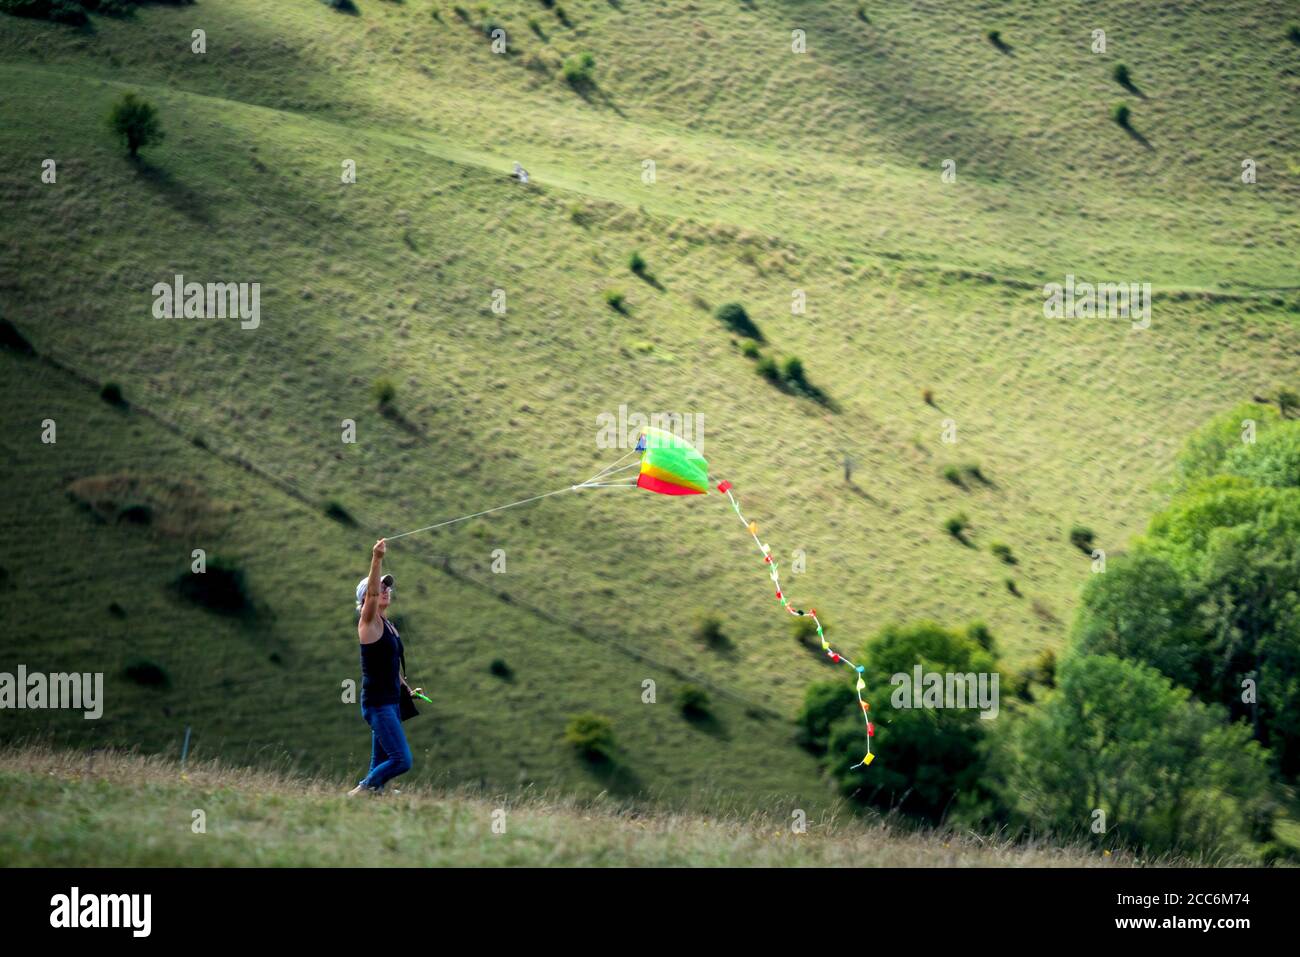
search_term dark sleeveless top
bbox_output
[360,618,403,707]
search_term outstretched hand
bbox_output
[372,538,387,561]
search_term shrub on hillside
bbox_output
[100,382,126,407]
[1069,525,1094,553]
[0,318,35,356]
[564,712,615,761]
[676,684,710,718]
[1113,103,1131,128]
[174,556,252,616]
[107,92,164,158]
[990,542,1016,564]
[562,52,595,88]
[124,659,170,689]
[628,251,646,276]
[604,289,626,313]
[714,302,763,341]
[945,512,970,542]
[371,377,396,408]
[692,612,729,650]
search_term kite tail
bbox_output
[716,480,875,769]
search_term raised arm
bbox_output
[357,538,386,643]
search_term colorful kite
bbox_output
[386,426,875,768]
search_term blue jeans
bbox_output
[359,702,412,791]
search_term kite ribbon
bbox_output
[716,480,875,769]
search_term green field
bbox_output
[0,0,1297,848]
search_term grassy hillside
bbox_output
[0,742,1179,866]
[0,0,1296,819]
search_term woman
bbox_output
[348,538,417,796]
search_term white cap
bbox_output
[355,574,394,607]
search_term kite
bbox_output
[385,426,875,768]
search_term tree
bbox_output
[1072,551,1200,688]
[1015,654,1275,856]
[108,93,164,158]
[802,622,1004,823]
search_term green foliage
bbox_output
[755,355,778,381]
[371,377,396,408]
[797,681,855,752]
[100,382,125,406]
[1113,103,1131,128]
[123,659,169,689]
[0,0,88,25]
[1014,654,1276,856]
[107,92,164,158]
[740,339,761,359]
[562,51,595,88]
[1113,63,1132,88]
[943,465,963,486]
[489,658,513,679]
[0,318,35,356]
[691,612,729,650]
[564,712,614,761]
[604,289,626,312]
[174,556,252,616]
[1175,402,1280,485]
[781,356,806,387]
[1222,421,1300,488]
[821,622,1003,822]
[1072,551,1200,689]
[1068,524,1094,552]
[676,684,710,717]
[944,512,970,541]
[989,542,1015,564]
[628,250,646,275]
[714,302,763,341]
[323,501,356,526]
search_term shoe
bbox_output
[347,783,379,797]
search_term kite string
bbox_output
[721,485,874,768]
[385,449,642,542]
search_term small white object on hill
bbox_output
[512,162,530,185]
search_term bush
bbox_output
[489,658,513,679]
[966,621,996,653]
[943,465,963,486]
[564,712,614,761]
[628,251,646,275]
[1015,654,1276,855]
[1113,103,1131,128]
[990,542,1016,565]
[1290,24,1300,44]
[820,622,1004,822]
[100,382,126,407]
[322,0,359,11]
[676,684,711,717]
[692,612,728,650]
[755,355,779,381]
[174,556,252,616]
[372,377,397,408]
[714,302,763,341]
[944,512,970,541]
[604,289,626,313]
[1005,577,1020,596]
[124,659,169,689]
[1069,525,1094,553]
[107,92,164,158]
[0,318,35,356]
[562,51,595,88]
[1113,63,1132,88]
[740,340,761,359]
[117,503,153,526]
[324,501,356,526]
[0,0,87,25]
[781,356,807,388]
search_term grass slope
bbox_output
[0,742,1170,866]
[0,1,1296,817]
